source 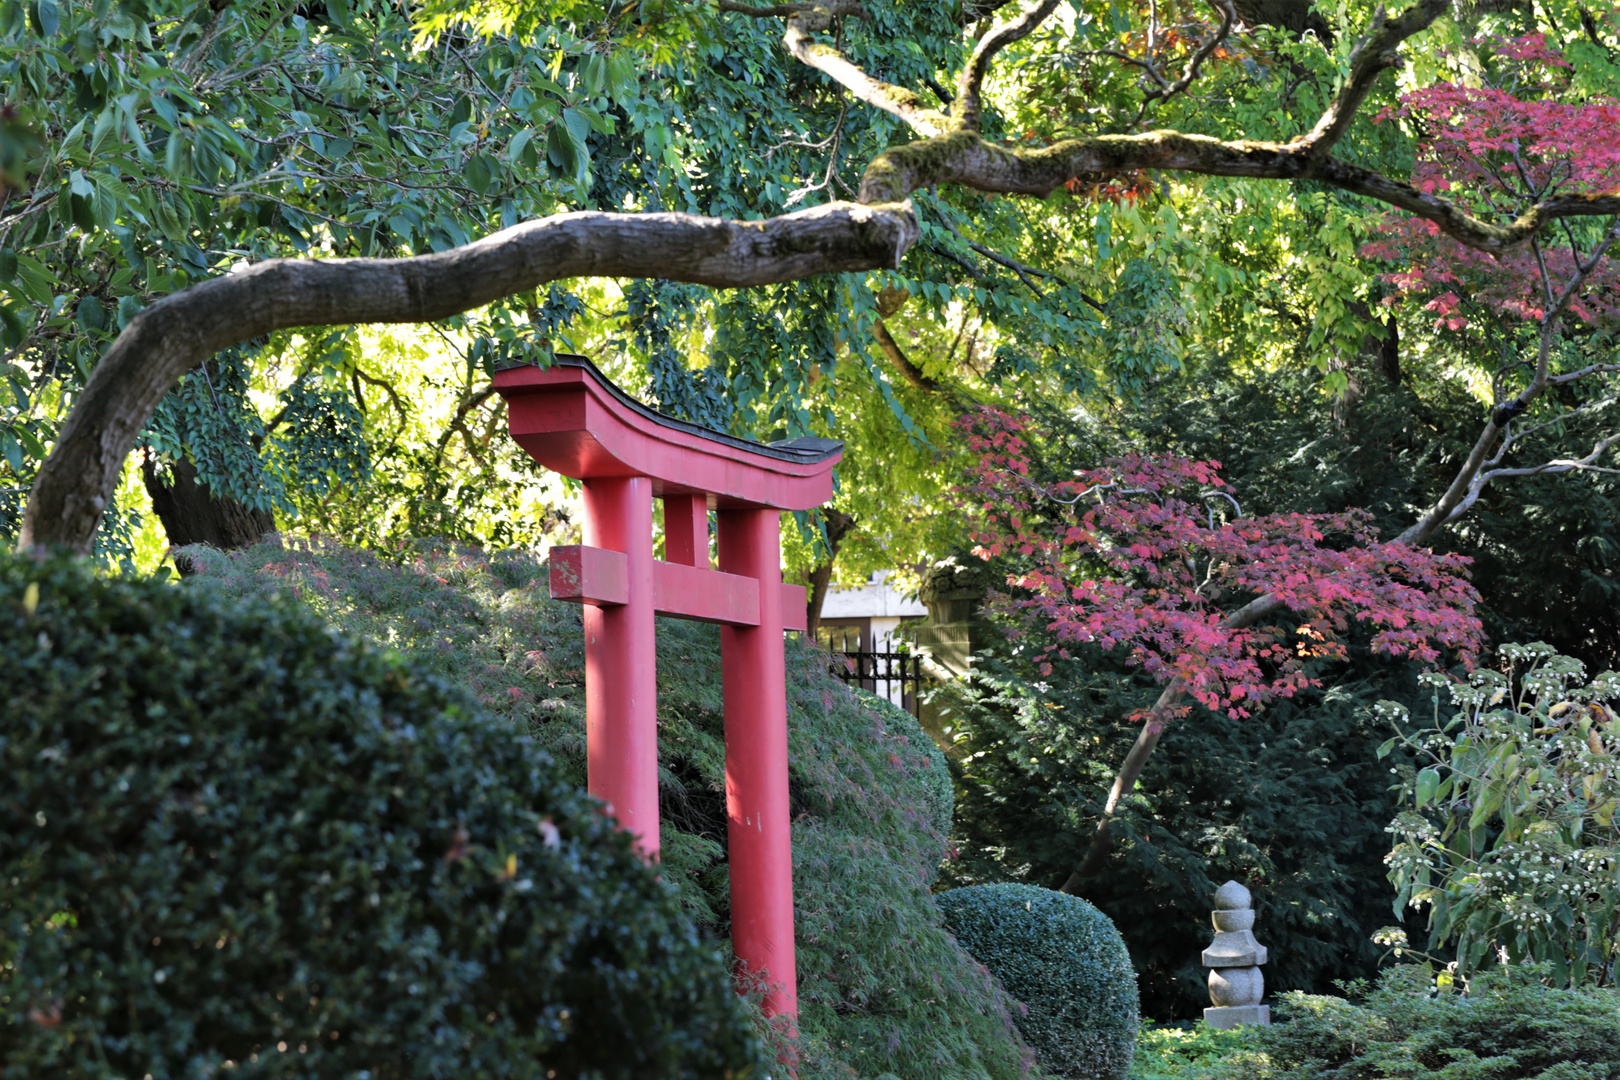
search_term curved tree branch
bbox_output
[19,202,917,552]
[954,0,1064,130]
[1293,0,1444,165]
[1135,0,1238,117]
[774,3,951,137]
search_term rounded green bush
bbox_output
[938,884,1139,1080]
[0,551,763,1080]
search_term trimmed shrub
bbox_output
[0,550,762,1079]
[180,538,1043,1080]
[1196,964,1620,1080]
[939,884,1139,1080]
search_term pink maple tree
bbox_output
[959,407,1484,721]
[1360,32,1620,332]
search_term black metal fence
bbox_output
[828,650,924,718]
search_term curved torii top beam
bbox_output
[494,354,842,510]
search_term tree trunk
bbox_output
[805,508,855,639]
[140,452,274,573]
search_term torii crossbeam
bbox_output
[494,355,841,1023]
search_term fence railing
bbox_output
[827,650,924,718]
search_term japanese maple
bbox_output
[1361,33,1620,331]
[959,407,1484,721]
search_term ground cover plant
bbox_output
[1127,1023,1254,1080]
[0,547,762,1079]
[1194,964,1620,1079]
[180,536,1041,1080]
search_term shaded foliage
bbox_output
[938,884,1140,1080]
[181,538,1046,1080]
[0,548,762,1079]
[944,641,1429,1020]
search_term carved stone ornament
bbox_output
[1202,880,1270,1028]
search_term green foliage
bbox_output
[0,547,762,1079]
[180,538,1045,1080]
[944,610,1430,1019]
[1381,644,1620,987]
[1128,1023,1255,1080]
[1196,965,1620,1080]
[937,884,1140,1080]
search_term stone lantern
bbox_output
[1201,880,1270,1028]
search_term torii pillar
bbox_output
[494,356,841,1025]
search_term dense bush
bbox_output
[0,549,762,1079]
[938,884,1139,1080]
[1198,965,1620,1079]
[182,538,1042,1080]
[944,641,1428,1018]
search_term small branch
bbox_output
[872,317,949,394]
[1137,0,1238,113]
[954,0,1065,131]
[1397,218,1620,547]
[1550,361,1620,386]
[737,0,952,138]
[1294,0,1448,168]
[1444,431,1620,524]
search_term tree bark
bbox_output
[140,452,275,573]
[805,507,855,638]
[19,203,918,554]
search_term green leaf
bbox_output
[31,0,59,38]
[464,153,493,196]
[1415,767,1441,808]
[0,249,15,285]
[506,128,534,165]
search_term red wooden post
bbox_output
[493,356,839,1031]
[663,493,709,567]
[718,507,797,1022]
[582,476,660,858]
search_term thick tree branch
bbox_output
[19,203,917,553]
[860,128,1620,249]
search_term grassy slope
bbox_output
[184,538,1041,1080]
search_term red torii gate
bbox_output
[493,355,841,1024]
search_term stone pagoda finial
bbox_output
[1201,880,1270,1029]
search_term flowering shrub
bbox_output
[1380,643,1620,986]
[958,407,1483,719]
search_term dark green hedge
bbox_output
[938,884,1138,1080]
[0,550,762,1079]
[181,538,1043,1080]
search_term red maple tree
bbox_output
[960,407,1484,722]
[1361,33,1620,333]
